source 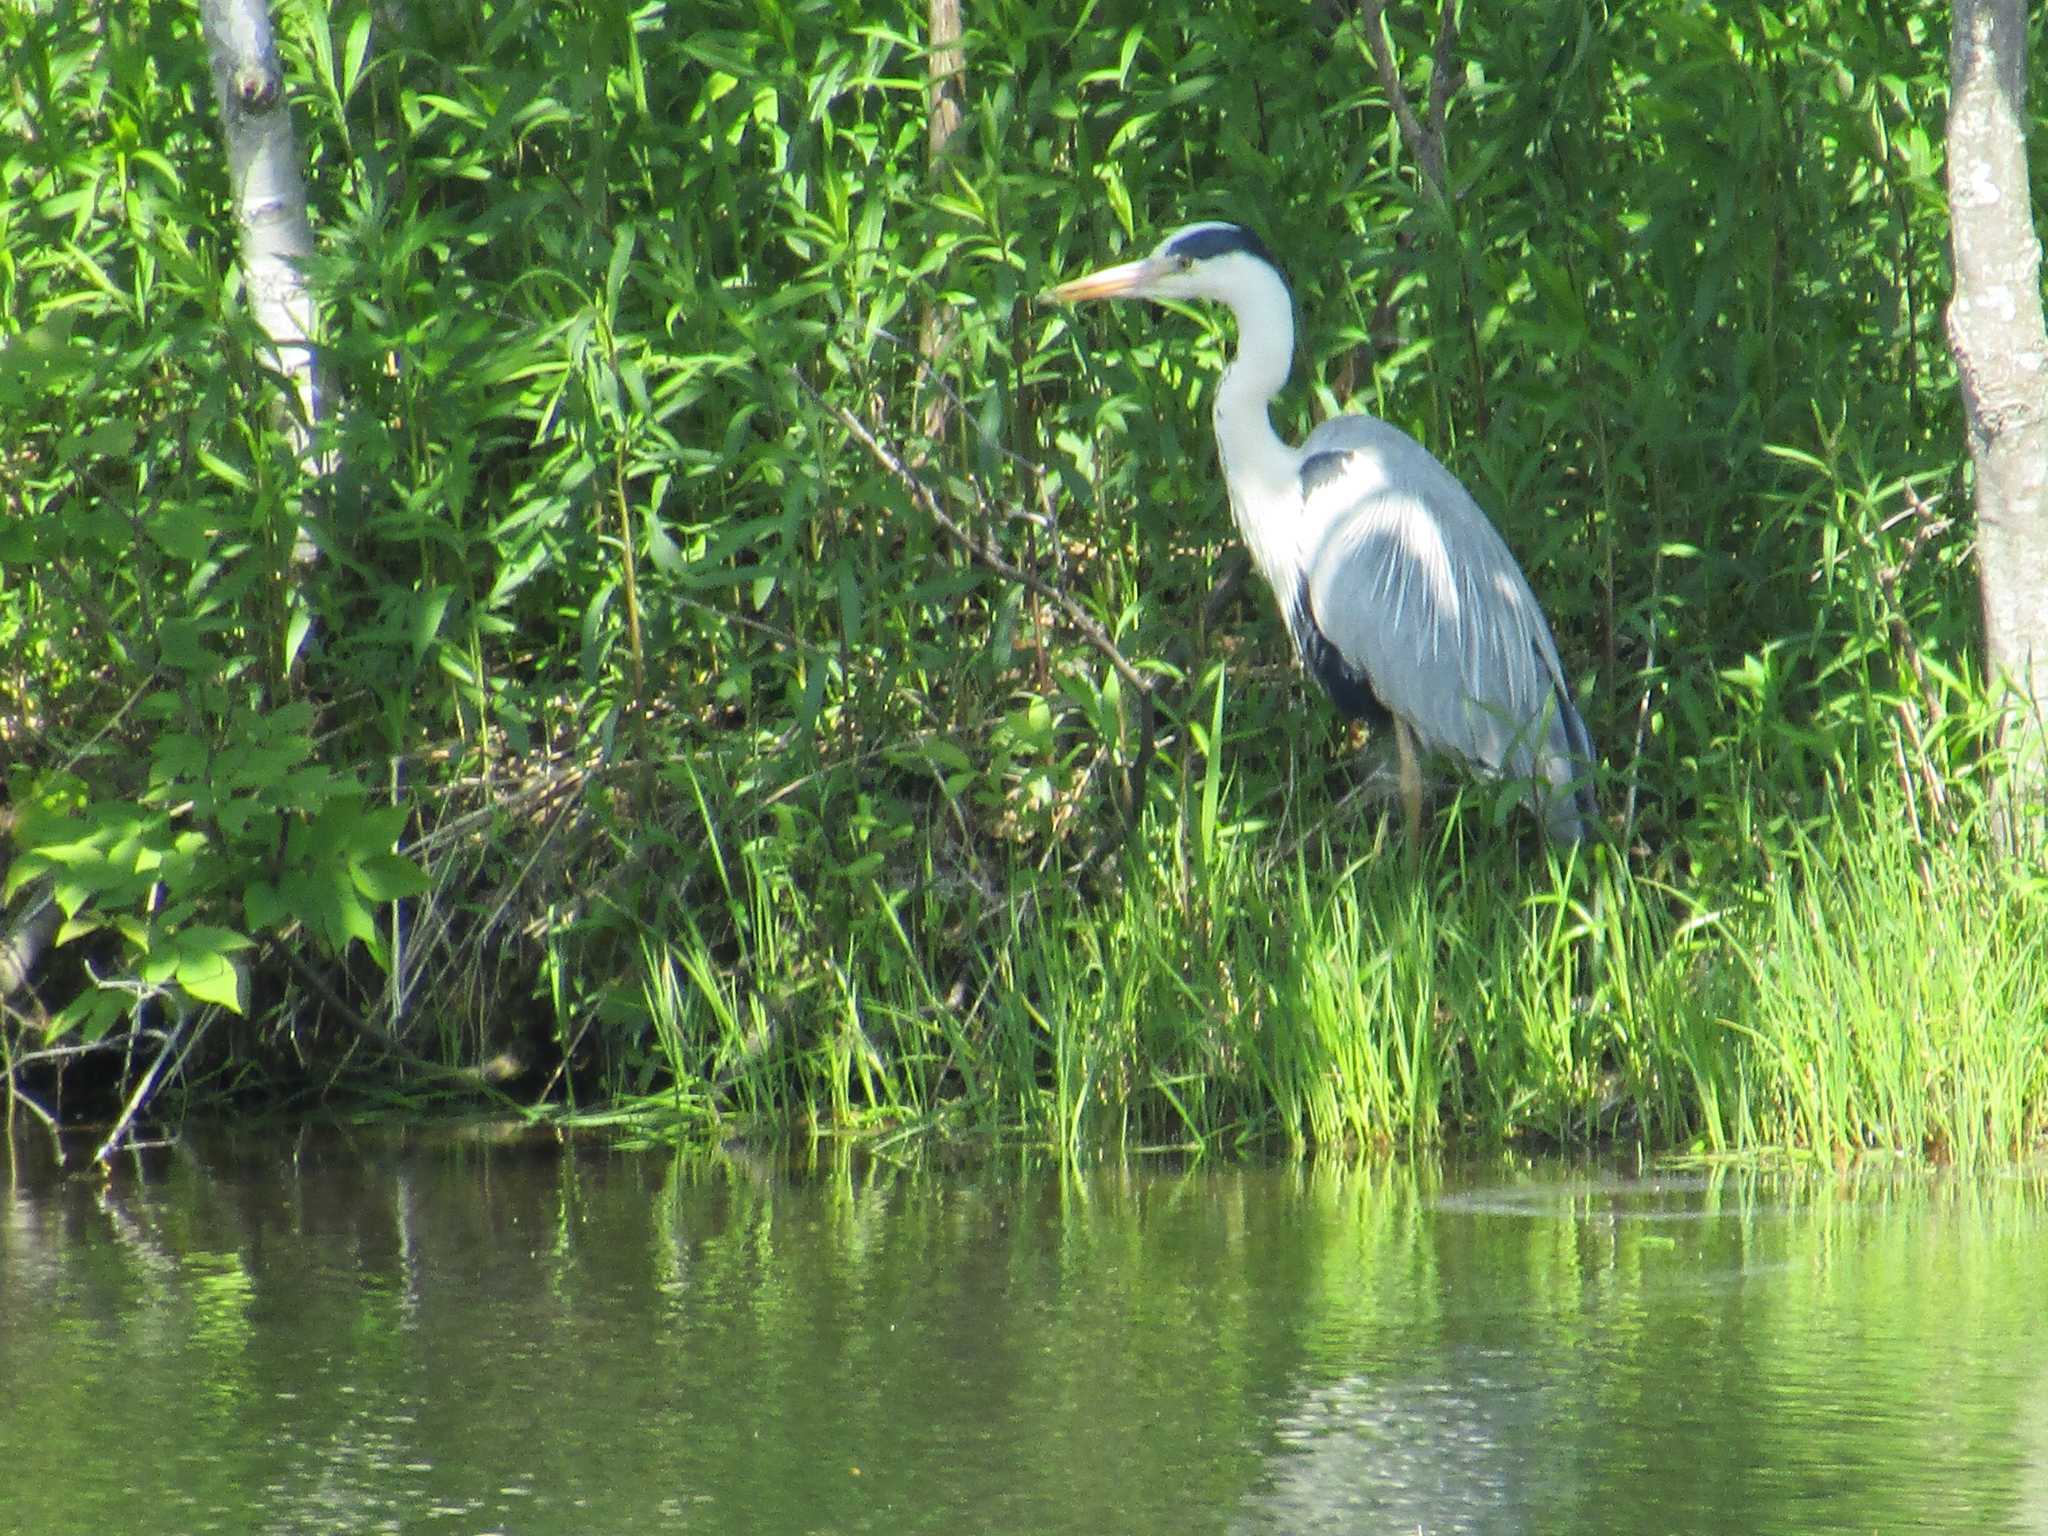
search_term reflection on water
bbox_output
[3,1129,2046,1536]
[1243,1367,1554,1534]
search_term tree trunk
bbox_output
[1946,0,2048,823]
[917,0,964,443]
[197,0,327,571]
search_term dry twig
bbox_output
[799,370,1159,825]
[1356,0,1460,199]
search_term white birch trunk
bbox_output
[197,0,326,567]
[1946,0,2048,820]
[918,0,964,443]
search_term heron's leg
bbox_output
[1393,718,1422,846]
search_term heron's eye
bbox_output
[1175,256,1195,272]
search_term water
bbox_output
[3,1128,2045,1535]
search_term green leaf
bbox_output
[245,880,287,932]
[353,851,429,902]
[285,604,317,673]
[195,446,250,491]
[411,585,454,664]
[342,8,374,103]
[175,943,248,1013]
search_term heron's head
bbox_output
[1046,222,1284,308]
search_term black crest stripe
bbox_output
[1164,223,1279,269]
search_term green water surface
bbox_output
[3,1130,2044,1534]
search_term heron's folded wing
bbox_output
[1298,449,1582,789]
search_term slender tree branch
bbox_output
[270,939,420,1063]
[8,1031,173,1068]
[1425,0,1460,151]
[1357,0,1452,199]
[799,370,1158,823]
[267,937,543,1100]
[93,1011,213,1165]
[2,1069,63,1164]
[1356,0,1485,425]
[801,375,1153,704]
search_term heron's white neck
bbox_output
[1209,265,1306,594]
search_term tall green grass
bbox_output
[1722,803,2048,1165]
[614,683,2046,1168]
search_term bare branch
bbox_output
[93,1010,211,1165]
[799,370,1159,823]
[1357,0,1452,198]
[1425,0,1461,156]
[802,376,1151,700]
[1356,0,1483,422]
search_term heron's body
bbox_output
[1050,221,1595,841]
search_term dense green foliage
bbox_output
[2,0,2042,1160]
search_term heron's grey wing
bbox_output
[1296,424,1593,837]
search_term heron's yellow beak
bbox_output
[1042,255,1173,304]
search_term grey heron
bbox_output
[1047,222,1596,843]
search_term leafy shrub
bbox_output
[2,0,2023,1158]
